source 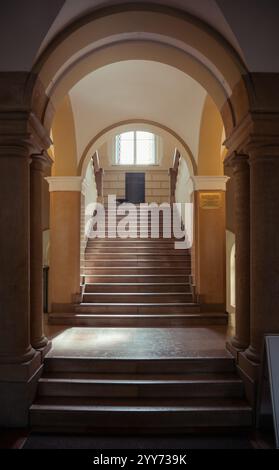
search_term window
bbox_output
[115,131,156,165]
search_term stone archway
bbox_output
[1,3,279,426]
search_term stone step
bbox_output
[30,397,252,431]
[81,267,191,275]
[85,249,191,261]
[85,250,190,255]
[43,356,235,374]
[48,312,228,327]
[82,292,194,303]
[81,260,191,268]
[38,373,244,398]
[75,303,200,314]
[82,274,191,283]
[84,283,192,293]
[86,240,186,246]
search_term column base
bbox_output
[238,350,260,382]
[243,345,260,364]
[0,350,41,381]
[236,351,260,406]
[226,337,248,359]
[0,352,42,427]
[226,340,242,360]
[37,340,52,360]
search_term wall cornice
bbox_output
[191,175,229,192]
[45,176,83,192]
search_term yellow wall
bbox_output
[194,190,226,309]
[198,95,223,176]
[52,95,78,176]
[49,191,81,311]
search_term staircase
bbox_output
[30,355,252,432]
[34,205,253,433]
[49,204,228,326]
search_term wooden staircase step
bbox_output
[48,312,228,327]
[38,374,244,398]
[82,274,191,283]
[86,240,186,245]
[85,250,190,255]
[42,355,236,375]
[76,303,200,313]
[30,397,252,430]
[84,283,192,293]
[82,293,194,303]
[82,250,191,261]
[82,268,191,275]
[82,260,191,268]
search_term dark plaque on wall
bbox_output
[257,335,279,448]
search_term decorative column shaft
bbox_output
[228,153,250,352]
[0,140,36,364]
[30,152,52,351]
[243,146,279,363]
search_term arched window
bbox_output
[115,131,156,165]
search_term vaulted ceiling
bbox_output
[69,60,206,161]
[1,0,279,72]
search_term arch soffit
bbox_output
[33,5,248,134]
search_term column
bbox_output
[241,146,279,365]
[0,137,41,426]
[30,152,52,353]
[46,177,82,312]
[226,153,250,355]
[191,176,229,310]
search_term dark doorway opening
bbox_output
[125,173,145,203]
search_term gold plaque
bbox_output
[199,192,221,209]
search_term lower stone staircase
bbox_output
[30,354,252,432]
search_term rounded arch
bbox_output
[32,4,249,136]
[78,119,196,178]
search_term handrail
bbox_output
[169,148,181,203]
[92,151,104,201]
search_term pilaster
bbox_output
[190,176,229,311]
[46,176,82,312]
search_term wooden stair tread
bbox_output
[31,396,252,411]
[40,372,241,381]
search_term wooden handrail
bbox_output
[92,151,104,199]
[169,148,181,204]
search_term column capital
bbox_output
[0,111,51,157]
[190,175,230,192]
[46,176,83,192]
[224,111,279,154]
[224,152,250,175]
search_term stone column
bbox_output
[191,176,229,311]
[0,137,41,426]
[46,177,82,312]
[241,146,279,365]
[30,152,52,353]
[226,153,250,356]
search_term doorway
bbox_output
[125,172,145,203]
